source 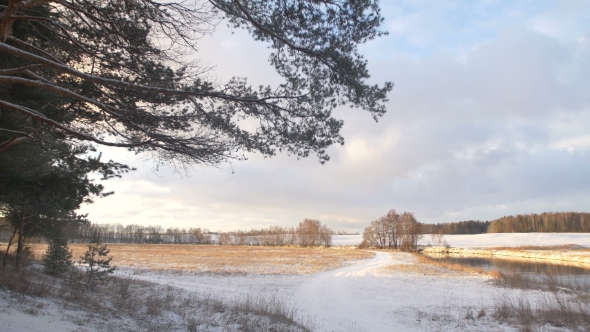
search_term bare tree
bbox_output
[296,219,332,247]
[362,209,421,251]
[398,212,421,252]
[362,218,388,249]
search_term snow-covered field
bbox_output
[123,251,516,331]
[2,233,589,331]
[332,232,590,248]
[0,252,579,332]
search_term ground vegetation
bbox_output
[27,243,373,274]
[0,255,313,331]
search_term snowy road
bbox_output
[295,252,398,331]
[294,252,511,332]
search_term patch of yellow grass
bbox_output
[26,244,374,275]
[410,253,489,276]
[384,263,448,276]
[379,252,473,277]
[489,244,588,251]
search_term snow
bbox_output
[0,305,62,332]
[331,235,363,246]
[425,233,590,248]
[294,252,509,331]
[3,232,588,331]
[0,292,97,332]
[331,233,590,248]
[116,252,518,331]
[0,251,573,332]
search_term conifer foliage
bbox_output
[42,229,73,275]
[0,0,391,166]
[80,232,115,287]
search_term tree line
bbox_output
[62,223,213,245]
[487,212,590,233]
[421,220,491,235]
[418,212,590,234]
[217,219,332,247]
[50,219,334,247]
[1,218,336,248]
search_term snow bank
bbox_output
[332,233,590,248]
[422,233,590,248]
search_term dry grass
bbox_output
[492,291,590,332]
[0,265,314,332]
[25,244,374,275]
[382,253,489,277]
[489,244,589,251]
[411,253,489,276]
[385,262,451,276]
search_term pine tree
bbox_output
[42,230,73,276]
[0,0,391,166]
[80,232,115,287]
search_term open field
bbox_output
[3,234,590,331]
[2,248,589,331]
[25,243,374,275]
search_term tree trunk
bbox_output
[2,226,17,268]
[14,209,25,271]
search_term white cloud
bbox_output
[79,2,590,232]
[551,135,590,151]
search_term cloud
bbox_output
[80,2,590,232]
[551,135,590,151]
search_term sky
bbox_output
[79,0,590,232]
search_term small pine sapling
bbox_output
[80,232,116,287]
[42,229,73,275]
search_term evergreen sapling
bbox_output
[80,232,115,287]
[42,230,73,275]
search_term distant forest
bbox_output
[487,212,590,233]
[421,220,490,235]
[422,212,590,234]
